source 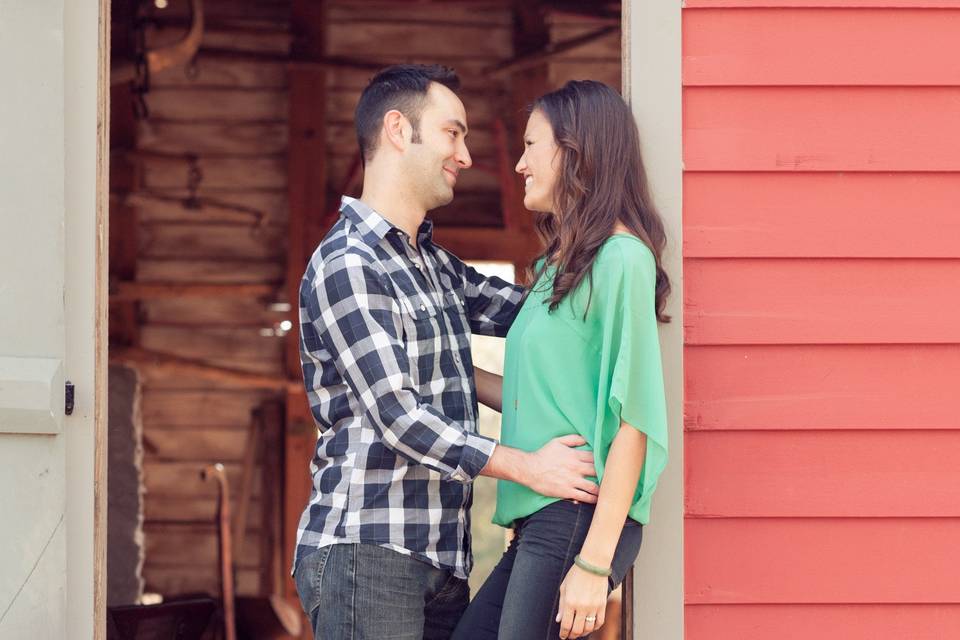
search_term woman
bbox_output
[453,80,671,640]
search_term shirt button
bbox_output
[420,304,426,312]
[454,354,461,363]
[451,471,466,482]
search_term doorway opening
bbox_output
[105,1,625,637]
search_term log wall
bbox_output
[131,0,293,598]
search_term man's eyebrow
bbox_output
[445,119,468,135]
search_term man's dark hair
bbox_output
[354,64,461,165]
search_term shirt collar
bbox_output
[340,195,435,248]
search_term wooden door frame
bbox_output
[93,0,110,638]
[622,1,684,639]
[88,2,684,638]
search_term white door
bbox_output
[0,2,102,638]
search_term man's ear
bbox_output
[382,109,408,153]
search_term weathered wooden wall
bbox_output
[126,0,293,598]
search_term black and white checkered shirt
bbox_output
[294,196,525,579]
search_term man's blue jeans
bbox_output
[294,543,470,639]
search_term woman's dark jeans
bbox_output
[452,500,642,640]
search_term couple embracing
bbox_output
[292,64,670,640]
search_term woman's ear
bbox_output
[382,109,408,152]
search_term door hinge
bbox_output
[65,381,75,415]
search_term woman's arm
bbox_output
[557,421,647,639]
[474,366,503,412]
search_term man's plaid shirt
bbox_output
[294,197,525,579]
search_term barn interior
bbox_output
[105,1,622,637]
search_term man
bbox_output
[293,64,599,639]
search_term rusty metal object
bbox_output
[113,0,205,86]
[202,463,237,640]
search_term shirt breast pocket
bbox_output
[396,294,442,362]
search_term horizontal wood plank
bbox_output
[144,524,262,568]
[140,155,286,190]
[150,57,287,89]
[686,518,960,603]
[143,426,254,462]
[684,9,960,86]
[685,259,960,344]
[326,22,510,57]
[686,604,960,639]
[327,3,512,26]
[142,296,286,327]
[143,460,262,498]
[684,172,960,257]
[685,344,960,430]
[140,326,285,362]
[549,61,621,91]
[139,222,285,260]
[148,88,288,121]
[139,120,288,155]
[132,188,287,225]
[144,495,264,524]
[143,564,261,598]
[141,389,279,428]
[684,87,960,171]
[138,258,285,284]
[687,430,960,516]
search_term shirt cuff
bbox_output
[449,433,497,483]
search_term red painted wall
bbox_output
[682,2,960,637]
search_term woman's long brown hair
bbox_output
[528,80,671,323]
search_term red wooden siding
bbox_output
[685,173,960,258]
[682,3,960,637]
[685,9,960,86]
[687,430,960,516]
[686,345,960,430]
[687,604,960,640]
[686,518,960,602]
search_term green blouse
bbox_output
[493,235,669,528]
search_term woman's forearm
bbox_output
[474,366,503,412]
[577,422,647,567]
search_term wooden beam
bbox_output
[286,3,326,636]
[485,25,620,78]
[111,346,299,391]
[110,281,279,301]
[431,227,540,264]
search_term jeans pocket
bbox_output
[294,545,333,616]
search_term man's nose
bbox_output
[456,140,472,169]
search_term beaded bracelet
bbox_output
[574,554,612,577]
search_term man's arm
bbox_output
[304,252,495,483]
[472,369,597,502]
[444,250,526,337]
[480,436,600,504]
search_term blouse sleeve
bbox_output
[597,242,669,502]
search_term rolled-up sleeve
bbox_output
[303,251,495,482]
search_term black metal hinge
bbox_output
[65,381,75,416]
